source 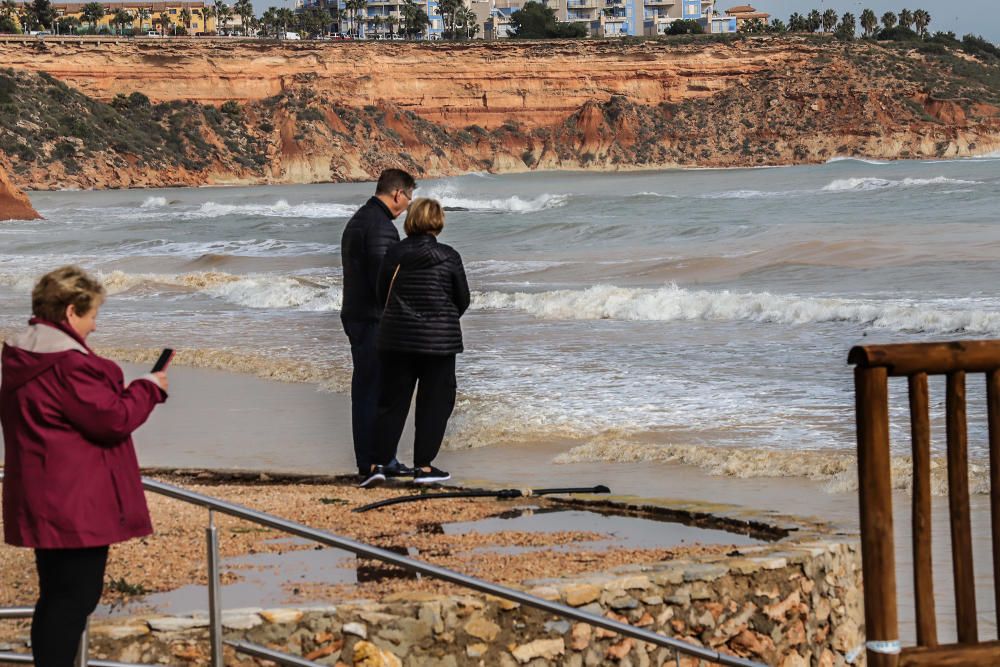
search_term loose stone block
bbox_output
[90,625,150,640]
[343,622,368,639]
[570,623,591,651]
[147,617,208,632]
[682,564,728,582]
[510,638,565,664]
[222,613,262,630]
[352,640,401,667]
[261,608,303,625]
[563,583,600,607]
[527,586,560,601]
[609,595,638,610]
[544,620,571,635]
[640,595,663,606]
[463,615,501,642]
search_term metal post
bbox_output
[75,620,89,667]
[206,509,223,667]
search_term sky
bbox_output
[745,1,1000,43]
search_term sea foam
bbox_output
[473,284,1000,334]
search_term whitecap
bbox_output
[825,156,890,165]
[822,176,979,192]
[183,200,357,220]
[472,284,1000,334]
[418,186,568,214]
[140,196,169,208]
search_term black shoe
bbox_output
[413,466,450,484]
[383,460,415,478]
[359,466,386,488]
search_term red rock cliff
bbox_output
[0,162,40,220]
[1,36,999,190]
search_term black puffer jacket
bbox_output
[376,234,471,355]
[340,197,400,323]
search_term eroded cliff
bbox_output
[1,35,999,190]
[0,164,40,219]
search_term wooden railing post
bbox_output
[946,371,978,643]
[856,365,899,667]
[908,372,937,647]
[989,370,1000,632]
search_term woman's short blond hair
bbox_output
[32,266,105,323]
[404,198,445,237]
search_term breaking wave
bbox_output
[418,186,568,214]
[140,196,169,208]
[821,176,979,192]
[181,200,356,219]
[113,238,339,258]
[825,156,890,165]
[552,434,990,496]
[203,276,341,311]
[473,284,1000,334]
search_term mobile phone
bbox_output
[151,348,174,373]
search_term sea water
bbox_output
[2,156,999,492]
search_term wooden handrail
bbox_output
[850,340,1000,667]
[848,340,1000,376]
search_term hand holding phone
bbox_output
[151,348,174,373]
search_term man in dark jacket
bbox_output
[341,169,415,483]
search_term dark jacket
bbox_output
[1,319,166,549]
[376,234,471,355]
[340,197,400,323]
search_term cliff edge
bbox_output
[0,162,40,219]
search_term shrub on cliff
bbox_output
[509,1,586,39]
[665,19,703,36]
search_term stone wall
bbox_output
[74,538,862,666]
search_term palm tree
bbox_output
[898,8,913,31]
[135,7,150,32]
[837,12,856,39]
[81,2,105,32]
[213,0,230,33]
[234,0,253,35]
[178,7,191,33]
[157,9,171,34]
[112,8,131,33]
[821,8,836,33]
[372,13,381,37]
[860,8,876,38]
[787,12,804,32]
[806,9,820,32]
[913,9,930,37]
[881,11,896,31]
[198,6,211,33]
[386,14,397,37]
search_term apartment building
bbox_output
[546,0,714,37]
[302,0,450,39]
[13,1,218,34]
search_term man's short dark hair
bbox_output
[375,169,416,196]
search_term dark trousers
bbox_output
[343,320,380,474]
[32,546,109,667]
[375,352,456,468]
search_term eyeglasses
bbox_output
[398,189,414,201]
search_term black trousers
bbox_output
[343,320,381,474]
[32,546,109,667]
[375,352,456,468]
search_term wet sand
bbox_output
[3,364,998,644]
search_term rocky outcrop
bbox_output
[0,162,40,220]
[1,36,999,190]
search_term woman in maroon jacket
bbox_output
[1,266,167,667]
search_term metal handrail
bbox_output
[0,472,763,667]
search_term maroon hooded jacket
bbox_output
[1,319,166,549]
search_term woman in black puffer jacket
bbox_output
[368,198,471,485]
